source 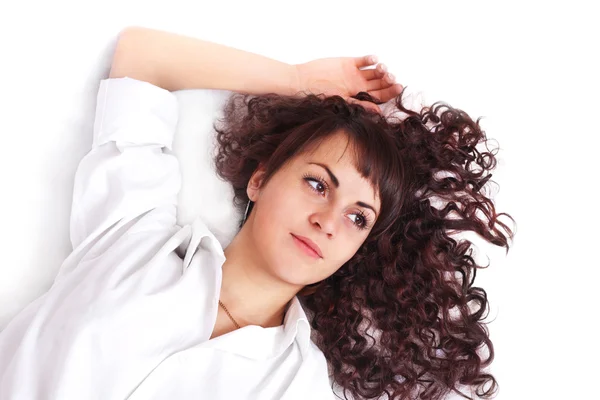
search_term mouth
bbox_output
[291,234,323,259]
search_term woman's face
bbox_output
[246,131,381,289]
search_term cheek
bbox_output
[250,184,302,250]
[264,179,312,224]
[250,181,367,282]
[261,186,302,223]
[330,238,362,266]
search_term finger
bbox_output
[366,72,397,91]
[354,55,378,68]
[369,83,404,103]
[360,63,387,81]
[347,97,382,114]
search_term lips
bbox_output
[291,234,323,258]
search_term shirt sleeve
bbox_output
[69,77,181,250]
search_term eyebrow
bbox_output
[309,162,378,216]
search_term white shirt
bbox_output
[0,77,334,400]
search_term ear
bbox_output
[247,163,267,202]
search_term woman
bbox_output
[0,27,513,400]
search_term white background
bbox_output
[0,1,598,399]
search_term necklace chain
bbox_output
[218,299,241,329]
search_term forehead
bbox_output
[302,131,354,162]
[294,131,381,205]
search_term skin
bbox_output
[212,130,380,339]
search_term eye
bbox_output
[348,210,372,231]
[303,173,374,231]
[303,174,329,196]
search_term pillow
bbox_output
[171,89,241,249]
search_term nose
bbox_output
[309,207,338,237]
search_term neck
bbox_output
[221,224,299,328]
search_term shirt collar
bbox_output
[282,295,312,356]
[204,295,312,360]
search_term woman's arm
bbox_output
[109,26,402,110]
[109,26,300,95]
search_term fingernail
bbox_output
[388,73,395,81]
[370,55,378,63]
[380,64,387,72]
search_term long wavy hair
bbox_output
[213,88,515,400]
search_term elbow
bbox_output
[109,26,159,84]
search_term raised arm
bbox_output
[110,26,299,95]
[109,26,403,107]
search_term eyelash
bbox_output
[302,173,372,230]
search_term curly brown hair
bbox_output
[213,89,515,400]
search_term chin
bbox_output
[269,242,314,286]
[254,224,325,286]
[263,235,319,287]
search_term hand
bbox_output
[294,55,403,113]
